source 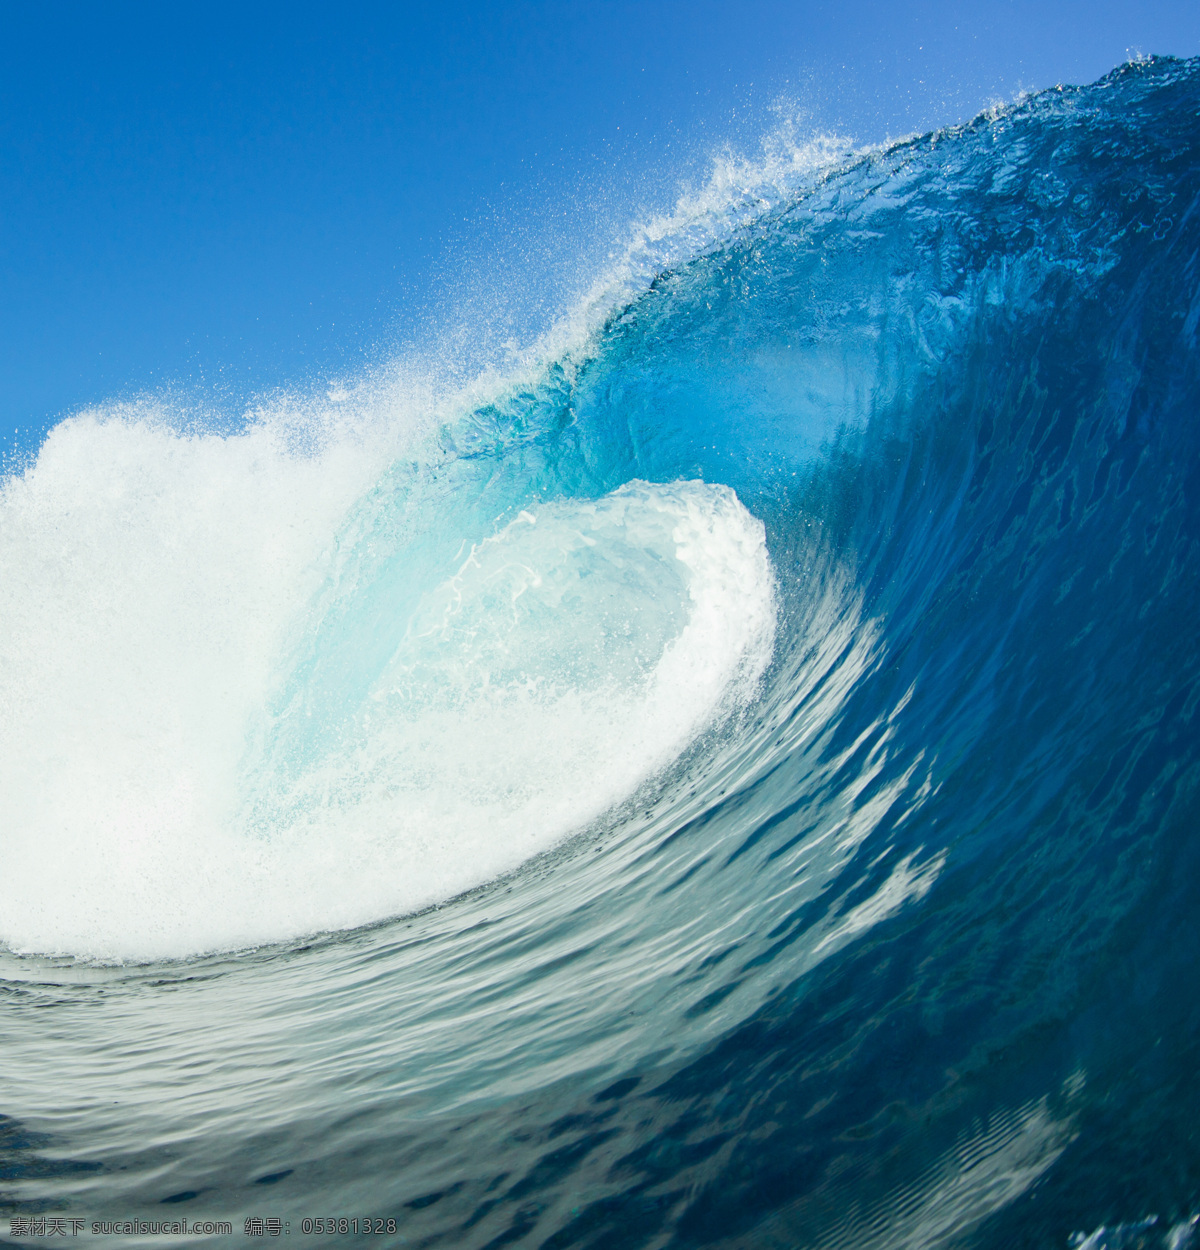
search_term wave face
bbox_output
[3,55,1200,1248]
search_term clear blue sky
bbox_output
[2,1,1198,454]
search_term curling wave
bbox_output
[3,54,1200,1250]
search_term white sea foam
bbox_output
[0,415,774,960]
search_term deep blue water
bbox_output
[3,55,1200,1249]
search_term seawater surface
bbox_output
[3,56,1200,1250]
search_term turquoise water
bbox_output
[3,55,1200,1249]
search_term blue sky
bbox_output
[2,1,1198,454]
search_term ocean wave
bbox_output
[2,54,1199,1249]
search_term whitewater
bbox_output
[0,431,774,956]
[2,55,1200,1250]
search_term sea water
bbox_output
[2,55,1200,1249]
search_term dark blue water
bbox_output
[3,55,1200,1249]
